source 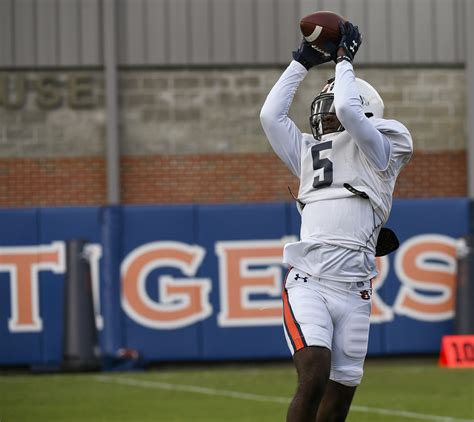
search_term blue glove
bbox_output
[292,39,333,70]
[337,22,362,63]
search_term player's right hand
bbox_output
[292,39,332,70]
[337,22,362,63]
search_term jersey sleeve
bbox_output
[373,118,413,174]
[260,60,307,177]
[333,60,391,171]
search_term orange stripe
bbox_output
[282,287,306,351]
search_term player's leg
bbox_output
[317,280,372,421]
[287,346,331,422]
[315,380,356,421]
[282,268,334,422]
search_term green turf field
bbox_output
[0,358,473,422]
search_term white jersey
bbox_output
[260,60,413,282]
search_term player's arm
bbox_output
[334,59,391,170]
[260,41,332,177]
[333,24,391,171]
[260,61,306,176]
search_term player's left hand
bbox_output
[336,21,362,63]
[292,39,333,70]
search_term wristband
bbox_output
[336,55,352,64]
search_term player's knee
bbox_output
[299,367,329,389]
[330,366,363,387]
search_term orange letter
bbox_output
[394,234,457,321]
[216,239,291,327]
[0,242,65,332]
[370,255,394,323]
[121,242,211,329]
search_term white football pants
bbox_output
[282,267,372,386]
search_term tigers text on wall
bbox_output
[0,199,468,364]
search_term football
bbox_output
[299,11,345,55]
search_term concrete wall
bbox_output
[0,66,466,157]
[0,65,467,206]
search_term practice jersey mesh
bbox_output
[260,60,413,282]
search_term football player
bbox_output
[260,21,413,422]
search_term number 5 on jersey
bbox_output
[311,141,333,189]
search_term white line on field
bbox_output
[96,375,289,403]
[350,405,474,422]
[96,376,474,422]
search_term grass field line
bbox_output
[96,375,474,422]
[95,375,289,404]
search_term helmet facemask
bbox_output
[309,92,344,140]
[309,77,385,141]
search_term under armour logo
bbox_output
[294,273,308,282]
[349,40,358,53]
[360,289,371,300]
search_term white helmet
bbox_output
[357,78,385,118]
[309,77,385,139]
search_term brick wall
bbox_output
[121,151,467,204]
[0,66,467,207]
[0,151,466,207]
[0,157,105,207]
